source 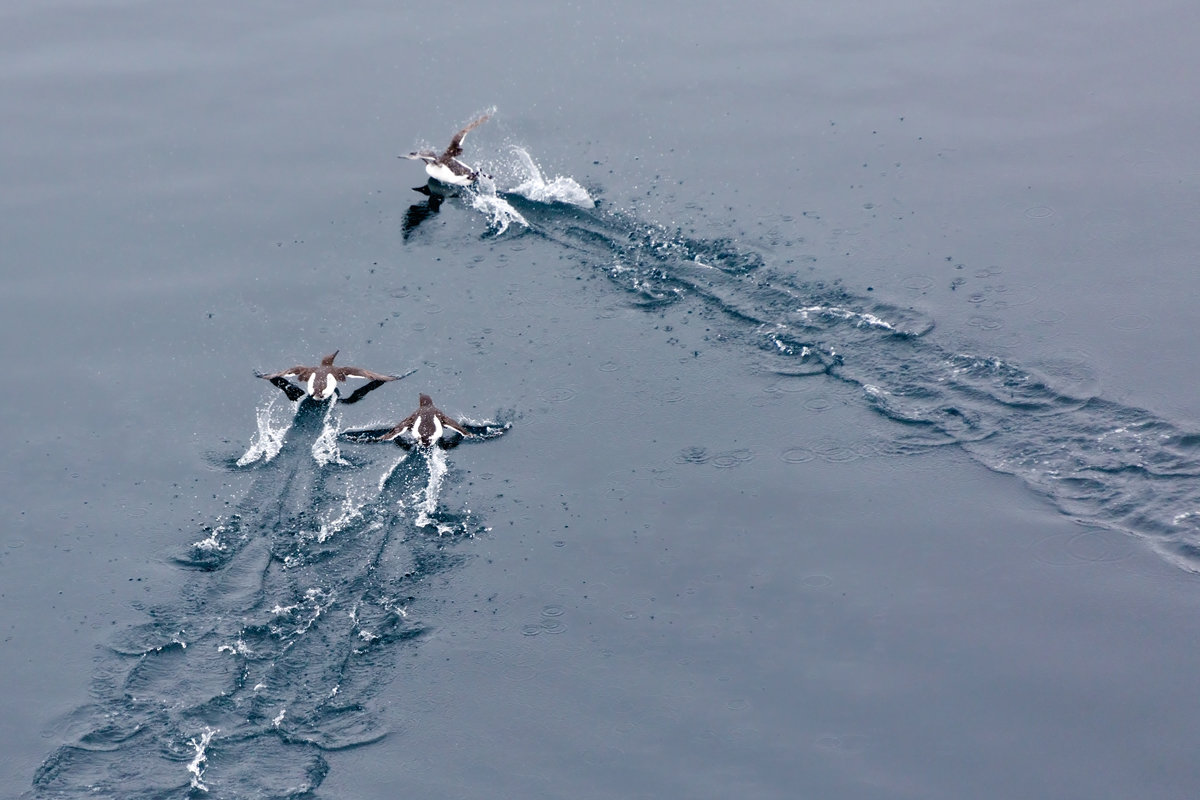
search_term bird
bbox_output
[402,113,492,189]
[345,393,510,449]
[255,351,407,403]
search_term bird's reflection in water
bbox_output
[402,185,445,239]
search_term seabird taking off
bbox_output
[403,113,492,188]
[256,351,408,403]
[344,393,510,449]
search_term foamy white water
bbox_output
[413,447,450,531]
[310,400,348,466]
[470,179,528,235]
[467,145,594,235]
[186,728,216,792]
[237,398,293,466]
[508,146,595,207]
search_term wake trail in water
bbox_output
[32,403,485,799]
[504,196,1200,572]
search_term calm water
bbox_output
[3,1,1200,798]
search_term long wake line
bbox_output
[496,187,1200,573]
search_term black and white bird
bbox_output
[345,393,510,449]
[256,351,406,403]
[402,113,492,188]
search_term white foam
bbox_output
[798,305,898,331]
[508,146,595,207]
[237,398,292,466]
[378,452,410,494]
[311,401,348,466]
[470,183,528,235]
[413,447,449,531]
[187,727,217,792]
[312,483,373,543]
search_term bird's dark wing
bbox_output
[442,113,491,160]
[339,380,388,405]
[256,374,307,402]
[340,422,403,442]
[435,411,469,437]
[459,420,512,440]
[256,366,312,381]
[374,411,420,442]
[334,367,396,382]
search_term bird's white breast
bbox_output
[426,163,471,186]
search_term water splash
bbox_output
[34,401,497,797]
[310,400,348,467]
[463,145,594,235]
[413,447,450,532]
[508,146,595,207]
[187,727,217,792]
[470,178,528,235]
[237,398,293,466]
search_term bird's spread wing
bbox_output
[460,420,512,440]
[339,380,388,405]
[435,411,469,437]
[379,412,420,441]
[341,425,397,442]
[442,113,491,160]
[256,366,311,381]
[333,367,396,382]
[258,375,307,402]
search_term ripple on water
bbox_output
[710,449,754,469]
[675,446,710,465]
[814,733,869,753]
[901,274,935,291]
[1111,312,1152,332]
[1035,309,1068,325]
[809,438,861,463]
[780,447,816,464]
[987,283,1039,308]
[1031,530,1135,567]
[652,470,681,488]
[1024,205,1055,219]
[541,387,577,403]
[803,396,833,412]
[765,378,818,395]
[967,315,1004,331]
[1031,351,1099,395]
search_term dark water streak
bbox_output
[507,196,1200,572]
[32,402,472,799]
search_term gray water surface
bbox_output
[3,1,1200,798]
